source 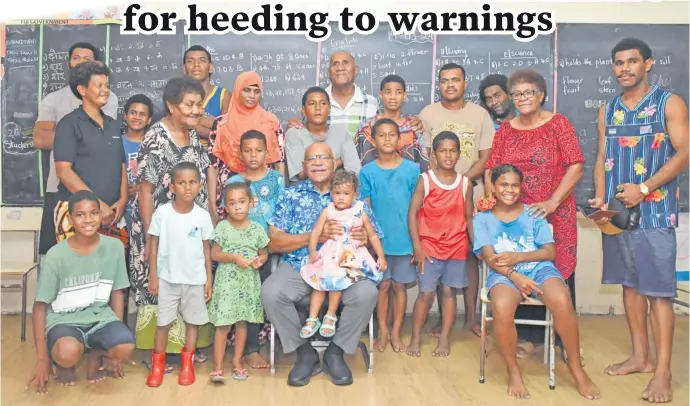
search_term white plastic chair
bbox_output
[267,254,374,375]
[478,252,556,389]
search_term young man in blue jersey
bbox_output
[590,38,688,404]
[183,45,230,147]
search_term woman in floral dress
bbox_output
[129,77,213,365]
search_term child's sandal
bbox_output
[232,368,248,381]
[300,317,321,338]
[319,315,338,338]
[210,370,225,383]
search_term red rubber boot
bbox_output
[146,352,166,387]
[178,348,196,386]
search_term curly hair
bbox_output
[331,169,359,192]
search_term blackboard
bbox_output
[42,25,107,97]
[556,23,690,210]
[2,25,42,205]
[195,31,319,124]
[108,21,186,124]
[435,33,555,111]
[318,25,436,117]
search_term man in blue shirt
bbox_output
[479,74,518,130]
[262,142,382,387]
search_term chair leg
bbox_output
[21,273,28,342]
[270,323,276,375]
[548,311,556,390]
[368,316,374,373]
[543,315,549,365]
[479,302,487,383]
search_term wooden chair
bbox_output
[1,261,40,342]
[478,224,557,390]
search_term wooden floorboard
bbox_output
[2,315,688,406]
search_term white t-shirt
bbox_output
[148,202,214,285]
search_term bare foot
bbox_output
[53,365,76,386]
[390,334,407,353]
[243,352,269,369]
[374,332,389,352]
[507,367,530,399]
[464,322,483,338]
[572,371,601,400]
[427,321,442,338]
[604,356,655,376]
[642,373,673,403]
[432,336,451,357]
[86,352,108,384]
[406,337,421,357]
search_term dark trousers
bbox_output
[517,272,576,347]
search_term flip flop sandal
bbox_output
[319,315,338,338]
[210,370,226,383]
[232,368,248,381]
[141,359,174,374]
[300,317,322,339]
[516,341,536,359]
[194,350,208,363]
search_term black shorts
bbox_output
[38,192,59,255]
[46,321,134,359]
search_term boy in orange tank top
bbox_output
[406,131,475,357]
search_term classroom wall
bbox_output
[1,0,689,316]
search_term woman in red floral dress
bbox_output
[484,69,585,360]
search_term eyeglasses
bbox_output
[306,154,334,163]
[510,90,539,100]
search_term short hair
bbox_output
[507,69,548,107]
[302,86,330,107]
[611,38,652,61]
[123,94,154,117]
[223,180,252,202]
[439,63,466,80]
[170,161,200,183]
[163,77,205,115]
[371,118,400,138]
[68,61,110,100]
[478,74,509,109]
[68,42,102,62]
[67,190,100,214]
[491,163,524,184]
[331,169,359,192]
[183,45,213,78]
[240,130,267,149]
[432,131,460,152]
[380,74,406,91]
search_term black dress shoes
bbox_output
[287,343,321,386]
[322,342,353,385]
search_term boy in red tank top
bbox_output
[406,131,474,357]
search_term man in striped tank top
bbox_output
[590,38,688,404]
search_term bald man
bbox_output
[261,142,382,387]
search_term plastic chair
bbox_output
[267,254,374,375]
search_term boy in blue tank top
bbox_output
[590,38,688,404]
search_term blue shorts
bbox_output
[486,265,564,298]
[602,228,677,298]
[46,320,134,360]
[418,258,468,293]
[381,255,417,284]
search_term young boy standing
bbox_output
[27,190,135,394]
[356,75,428,171]
[359,118,420,353]
[121,94,153,231]
[146,162,214,387]
[407,131,474,358]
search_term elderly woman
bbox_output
[129,77,213,366]
[484,68,585,361]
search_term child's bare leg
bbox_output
[491,285,529,399]
[213,326,231,372]
[51,337,83,385]
[433,285,456,357]
[391,281,408,352]
[321,291,342,336]
[300,290,325,336]
[407,291,435,357]
[154,324,172,354]
[184,324,198,353]
[463,254,481,337]
[375,279,392,352]
[540,279,600,400]
[428,287,443,337]
[233,322,248,373]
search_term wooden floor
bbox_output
[2,315,688,406]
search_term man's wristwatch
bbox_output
[639,183,650,196]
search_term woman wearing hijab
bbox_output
[206,71,285,369]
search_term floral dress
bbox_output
[128,121,213,352]
[208,221,270,326]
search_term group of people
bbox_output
[24,36,687,404]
